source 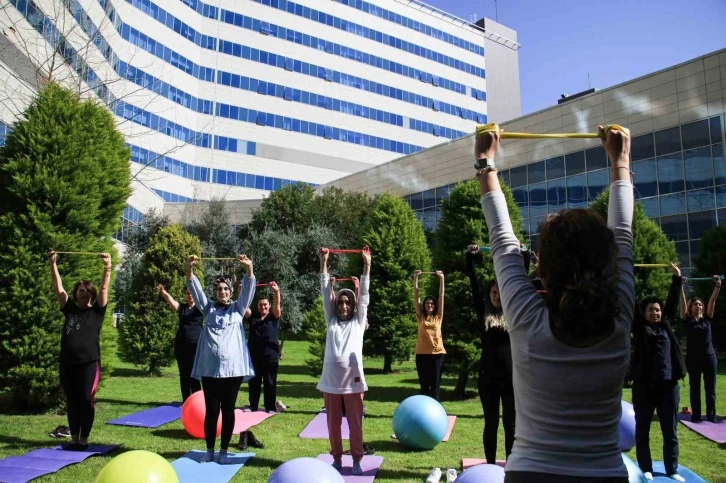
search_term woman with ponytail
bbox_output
[475,124,635,482]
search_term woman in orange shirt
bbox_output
[413,270,446,401]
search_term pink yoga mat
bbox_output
[462,458,506,470]
[232,409,276,434]
[677,414,726,443]
[316,454,383,483]
[299,413,351,439]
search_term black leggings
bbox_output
[687,355,717,420]
[505,473,628,483]
[59,361,100,438]
[175,343,201,402]
[201,376,242,450]
[248,357,279,412]
[415,354,444,400]
[478,373,515,464]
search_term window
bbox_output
[566,174,587,208]
[587,169,609,201]
[639,197,660,219]
[688,210,717,239]
[510,166,527,188]
[685,146,714,190]
[660,214,689,241]
[631,133,655,161]
[547,178,566,213]
[256,113,266,126]
[512,188,528,218]
[633,159,658,198]
[545,156,565,180]
[585,146,608,170]
[657,153,685,195]
[687,188,715,212]
[565,151,585,176]
[660,192,686,216]
[528,161,545,184]
[713,144,725,186]
[529,182,547,216]
[655,126,681,156]
[681,119,710,150]
[710,116,722,144]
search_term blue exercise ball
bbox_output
[621,453,647,483]
[620,400,636,451]
[455,464,505,483]
[268,457,345,483]
[392,395,448,450]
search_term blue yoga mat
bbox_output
[651,462,708,483]
[106,402,182,428]
[171,450,254,483]
[0,444,119,483]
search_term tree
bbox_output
[0,83,130,410]
[185,198,243,290]
[433,179,524,398]
[591,188,677,300]
[244,224,344,336]
[112,208,170,315]
[361,193,431,373]
[118,224,202,376]
[692,226,726,352]
[303,297,327,376]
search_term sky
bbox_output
[423,0,726,116]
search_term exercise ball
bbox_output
[95,450,178,483]
[621,453,647,483]
[268,457,345,483]
[455,463,504,483]
[392,395,448,450]
[181,390,221,439]
[619,400,636,451]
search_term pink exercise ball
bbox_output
[181,390,221,439]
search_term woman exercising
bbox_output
[413,269,446,401]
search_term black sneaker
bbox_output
[707,416,716,423]
[691,415,702,423]
[247,430,265,449]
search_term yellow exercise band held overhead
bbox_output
[476,123,630,140]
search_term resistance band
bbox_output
[321,246,371,254]
[687,275,725,282]
[331,277,356,283]
[256,282,274,288]
[416,272,442,275]
[476,123,630,139]
[54,251,100,255]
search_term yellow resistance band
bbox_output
[634,264,677,268]
[54,251,101,255]
[476,123,630,140]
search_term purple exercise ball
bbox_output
[455,463,505,483]
[267,457,345,483]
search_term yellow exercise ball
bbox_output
[95,450,178,483]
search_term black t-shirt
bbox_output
[60,299,106,365]
[685,315,715,358]
[176,303,204,346]
[648,325,672,381]
[247,312,281,361]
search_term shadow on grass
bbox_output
[95,398,161,408]
[276,364,314,376]
[151,428,193,440]
[110,367,154,378]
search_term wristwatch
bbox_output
[474,157,496,171]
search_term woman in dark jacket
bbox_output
[466,244,532,464]
[631,263,687,482]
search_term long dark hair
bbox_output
[483,280,502,316]
[72,280,97,302]
[538,208,619,339]
[422,295,438,316]
[688,296,705,319]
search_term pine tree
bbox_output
[0,83,131,410]
[433,179,525,399]
[361,193,431,372]
[118,224,202,376]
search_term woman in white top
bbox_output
[318,247,371,476]
[475,124,635,483]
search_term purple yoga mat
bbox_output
[316,455,383,483]
[0,444,119,483]
[299,412,350,439]
[678,413,726,443]
[106,402,182,428]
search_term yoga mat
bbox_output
[391,416,457,442]
[442,415,456,441]
[678,414,726,443]
[171,450,254,483]
[106,401,182,428]
[316,454,383,483]
[232,409,276,434]
[650,462,708,483]
[0,444,119,483]
[299,412,351,439]
[461,458,506,470]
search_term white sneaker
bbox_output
[446,468,457,482]
[644,472,653,481]
[669,474,685,482]
[426,467,442,483]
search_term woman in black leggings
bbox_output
[679,275,720,423]
[49,250,111,451]
[157,284,203,402]
[466,244,515,464]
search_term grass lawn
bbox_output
[1,341,725,482]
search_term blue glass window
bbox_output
[565,151,585,176]
[509,166,527,188]
[545,156,565,180]
[586,146,608,170]
[684,146,713,190]
[660,214,689,241]
[687,187,715,212]
[633,159,658,198]
[660,192,687,216]
[655,126,681,156]
[547,178,566,213]
[631,133,655,161]
[681,119,710,150]
[688,210,717,239]
[639,197,660,219]
[566,174,587,208]
[657,153,685,195]
[587,169,609,201]
[528,161,545,184]
[529,182,547,217]
[713,144,725,186]
[512,188,529,218]
[710,117,722,144]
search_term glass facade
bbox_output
[406,115,726,273]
